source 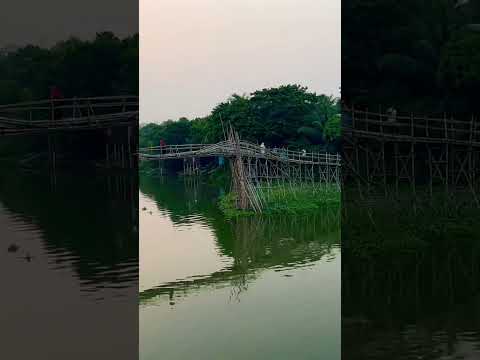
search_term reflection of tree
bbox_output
[342,190,480,359]
[0,168,138,290]
[232,214,340,272]
[140,179,340,305]
[140,174,234,253]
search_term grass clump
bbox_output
[219,192,255,218]
[260,183,340,214]
[219,183,340,218]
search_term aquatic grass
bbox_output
[220,183,340,217]
[343,187,480,257]
[219,192,256,218]
[260,183,340,214]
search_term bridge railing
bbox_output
[139,141,341,166]
[344,108,480,145]
[0,96,138,130]
[140,144,206,155]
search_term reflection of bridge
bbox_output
[0,96,138,136]
[140,212,339,306]
[343,107,480,203]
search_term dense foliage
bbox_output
[0,32,138,104]
[140,85,340,152]
[0,32,138,163]
[343,0,480,117]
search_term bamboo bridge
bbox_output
[343,106,480,205]
[140,129,341,212]
[0,96,139,170]
[139,139,341,184]
[0,96,138,136]
[140,141,341,164]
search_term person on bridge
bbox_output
[50,85,63,100]
[49,85,64,121]
[260,142,266,154]
[160,139,166,154]
[386,107,397,122]
[301,149,307,157]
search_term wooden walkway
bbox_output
[140,135,341,212]
[139,141,341,166]
[0,96,138,136]
[343,107,480,204]
[343,108,480,147]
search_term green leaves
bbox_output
[207,85,340,149]
[323,114,341,142]
[343,0,480,113]
[438,30,480,91]
[0,32,138,103]
[140,85,341,152]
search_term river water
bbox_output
[4,167,477,359]
[0,168,139,359]
[139,175,341,360]
[342,192,480,360]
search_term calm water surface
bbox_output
[342,192,480,360]
[1,168,138,359]
[139,175,341,360]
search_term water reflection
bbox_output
[1,167,138,359]
[139,174,341,360]
[140,175,339,304]
[342,189,480,360]
[141,212,339,304]
[1,169,138,294]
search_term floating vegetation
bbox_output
[220,183,340,218]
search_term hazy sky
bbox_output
[140,0,340,123]
[1,0,137,47]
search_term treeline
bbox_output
[140,85,341,152]
[343,0,480,117]
[0,32,138,165]
[0,31,138,104]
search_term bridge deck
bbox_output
[344,108,480,147]
[139,141,341,166]
[0,96,138,135]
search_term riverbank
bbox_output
[219,183,340,217]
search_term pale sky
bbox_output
[140,0,340,123]
[1,0,137,47]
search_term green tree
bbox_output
[0,32,139,103]
[140,85,341,152]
